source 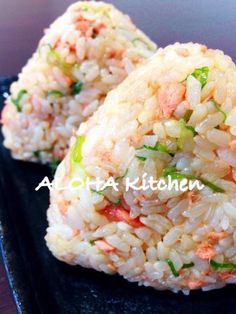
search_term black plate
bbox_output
[1,1,236,313]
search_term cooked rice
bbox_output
[1,1,156,163]
[46,42,236,293]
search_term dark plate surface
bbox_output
[1,1,236,313]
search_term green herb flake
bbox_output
[210,259,236,270]
[89,240,96,245]
[182,262,194,269]
[71,135,85,163]
[47,90,63,97]
[191,66,209,88]
[212,100,227,122]
[11,89,27,112]
[71,81,83,95]
[166,259,179,277]
[136,155,147,161]
[183,109,193,122]
[50,158,61,173]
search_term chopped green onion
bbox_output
[42,44,74,78]
[71,135,85,163]
[91,188,104,195]
[47,90,63,97]
[103,11,111,19]
[163,166,225,193]
[200,178,225,193]
[112,199,121,205]
[166,259,179,277]
[47,46,61,66]
[136,142,175,157]
[184,124,197,136]
[164,167,224,192]
[71,81,83,95]
[140,143,169,153]
[191,66,209,88]
[182,262,194,269]
[136,141,175,161]
[212,100,227,122]
[136,156,147,161]
[177,119,197,149]
[183,109,193,122]
[33,150,41,158]
[81,5,89,11]
[89,240,95,245]
[69,136,87,183]
[114,168,128,181]
[180,119,197,135]
[131,37,153,50]
[210,259,236,270]
[162,166,178,178]
[92,169,126,199]
[50,158,61,173]
[11,89,27,112]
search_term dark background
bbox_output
[1,0,236,75]
[1,0,236,313]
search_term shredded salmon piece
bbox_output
[99,150,111,162]
[157,82,186,118]
[102,204,143,228]
[219,124,228,131]
[230,140,236,152]
[196,231,227,260]
[188,280,204,289]
[196,243,216,260]
[95,240,115,254]
[75,20,92,35]
[175,47,190,57]
[200,45,207,52]
[187,191,198,207]
[108,263,117,272]
[72,229,80,236]
[182,100,191,111]
[207,231,228,244]
[133,194,146,205]
[107,48,124,59]
[218,270,236,281]
[93,22,106,33]
[128,133,141,146]
[20,118,29,128]
[74,16,105,37]
[1,105,10,125]
[58,200,70,215]
[57,148,66,160]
